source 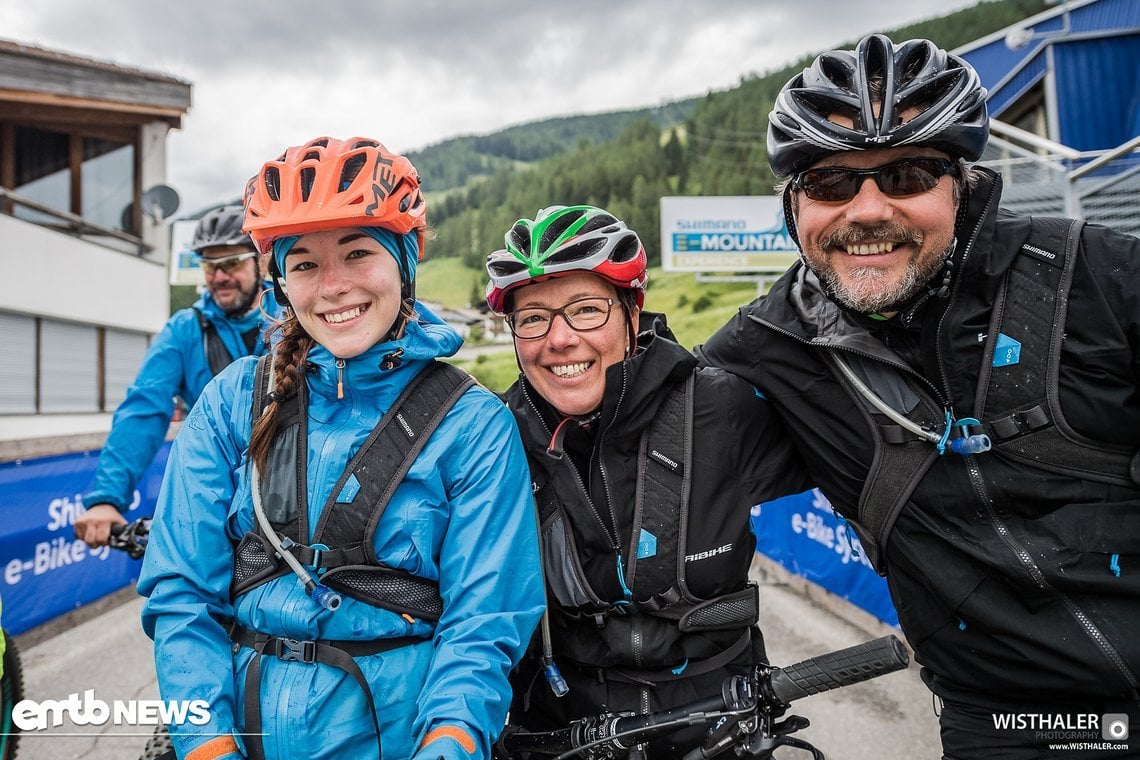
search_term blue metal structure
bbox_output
[955,0,1140,151]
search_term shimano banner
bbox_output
[753,489,899,627]
[0,446,168,635]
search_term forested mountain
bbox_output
[423,0,1049,272]
[409,101,698,192]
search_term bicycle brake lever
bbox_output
[771,715,810,736]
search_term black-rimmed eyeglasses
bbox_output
[506,297,615,340]
[792,157,961,203]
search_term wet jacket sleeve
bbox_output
[138,362,251,759]
[84,312,199,512]
[706,367,809,502]
[693,304,765,386]
[411,394,544,760]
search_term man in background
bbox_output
[76,205,273,547]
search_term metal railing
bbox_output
[0,186,153,255]
[979,122,1140,237]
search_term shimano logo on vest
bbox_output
[686,543,733,563]
[395,412,415,438]
[649,449,680,472]
[13,690,211,731]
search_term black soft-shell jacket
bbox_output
[505,316,804,703]
[699,168,1140,704]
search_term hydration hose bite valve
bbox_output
[543,659,569,698]
[948,418,992,456]
[950,434,992,455]
[309,583,342,612]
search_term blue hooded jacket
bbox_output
[138,304,544,760]
[84,289,275,512]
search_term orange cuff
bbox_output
[420,725,477,755]
[186,735,240,760]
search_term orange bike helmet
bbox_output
[243,136,426,257]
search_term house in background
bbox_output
[0,39,191,453]
[957,0,1140,232]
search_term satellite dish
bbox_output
[1004,26,1035,50]
[140,184,181,222]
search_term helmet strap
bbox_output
[268,257,290,307]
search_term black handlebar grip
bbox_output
[767,635,910,704]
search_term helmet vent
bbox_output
[578,214,619,235]
[864,35,889,80]
[819,58,853,91]
[300,167,316,202]
[545,239,604,266]
[340,153,366,191]
[539,210,585,253]
[487,258,528,278]
[303,151,320,162]
[309,138,329,149]
[508,223,531,254]
[399,194,411,212]
[351,140,379,150]
[263,167,281,201]
[611,233,640,263]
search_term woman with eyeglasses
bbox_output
[484,205,805,757]
[138,137,543,760]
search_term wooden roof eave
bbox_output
[0,87,187,129]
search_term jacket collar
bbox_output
[302,301,462,404]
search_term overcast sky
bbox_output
[1,0,981,215]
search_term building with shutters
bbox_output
[0,39,191,453]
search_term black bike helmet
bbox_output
[767,34,989,178]
[190,204,253,253]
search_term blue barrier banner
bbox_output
[0,445,169,635]
[753,489,899,627]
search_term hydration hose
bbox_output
[830,354,991,456]
[529,487,568,698]
[540,613,569,697]
[250,355,342,612]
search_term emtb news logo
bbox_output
[13,690,210,731]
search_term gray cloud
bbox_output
[1,0,977,212]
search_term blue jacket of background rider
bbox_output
[83,288,277,513]
[137,305,544,760]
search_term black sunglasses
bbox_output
[792,157,961,202]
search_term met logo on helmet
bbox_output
[367,152,398,215]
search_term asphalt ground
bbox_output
[12,561,942,760]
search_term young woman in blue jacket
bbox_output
[138,136,544,760]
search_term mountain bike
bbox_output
[494,635,910,760]
[108,518,172,760]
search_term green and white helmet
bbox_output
[484,205,648,314]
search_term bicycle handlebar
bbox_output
[765,635,909,704]
[107,517,151,560]
[496,635,910,760]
